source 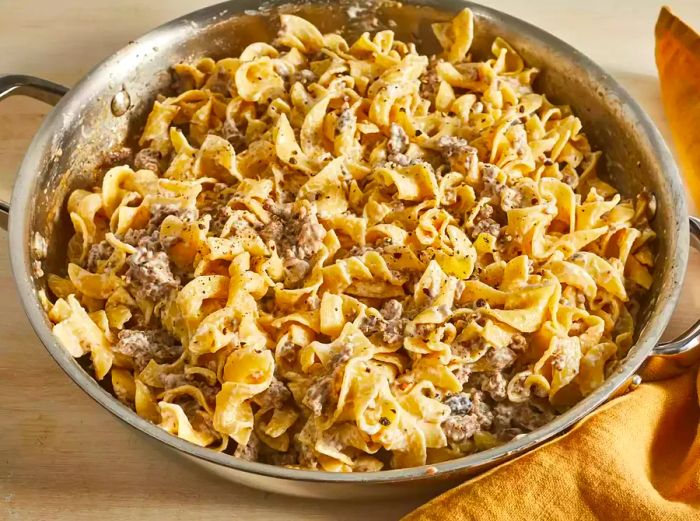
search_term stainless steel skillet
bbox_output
[1,0,698,499]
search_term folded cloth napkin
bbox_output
[403,8,700,520]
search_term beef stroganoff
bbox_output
[44,8,656,471]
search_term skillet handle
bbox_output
[653,215,700,356]
[0,74,69,230]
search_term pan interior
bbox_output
[14,0,686,483]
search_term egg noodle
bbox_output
[44,8,656,471]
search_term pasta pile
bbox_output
[44,8,656,471]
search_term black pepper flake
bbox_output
[476,298,486,307]
[544,159,553,166]
[399,107,406,112]
[415,129,423,137]
[392,252,401,259]
[379,417,391,426]
[422,288,431,296]
[390,409,396,413]
[289,157,297,165]
[365,367,371,373]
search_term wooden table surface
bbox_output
[2,1,700,519]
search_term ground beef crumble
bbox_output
[133,148,162,174]
[283,257,311,288]
[336,105,356,133]
[509,334,528,352]
[259,202,326,287]
[222,118,246,152]
[419,57,440,103]
[209,206,234,237]
[480,163,525,212]
[125,247,180,302]
[121,204,194,256]
[264,446,299,467]
[292,68,317,85]
[380,299,408,343]
[452,364,473,385]
[500,186,523,211]
[103,147,133,168]
[471,204,501,239]
[255,378,292,410]
[123,228,161,249]
[114,328,183,372]
[442,413,480,444]
[359,299,407,345]
[86,240,114,271]
[470,390,495,429]
[491,402,554,437]
[190,409,219,441]
[441,382,556,444]
[234,432,260,461]
[438,135,472,158]
[438,135,478,174]
[387,123,410,165]
[276,341,298,367]
[481,372,508,401]
[149,203,198,229]
[302,345,353,417]
[380,299,402,321]
[444,393,472,415]
[260,202,326,261]
[485,345,517,371]
[287,233,320,277]
[302,376,334,416]
[451,336,485,359]
[296,437,318,468]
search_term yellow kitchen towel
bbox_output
[404,361,700,521]
[656,6,700,209]
[404,7,700,521]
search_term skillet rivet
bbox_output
[629,374,642,390]
[111,88,131,117]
